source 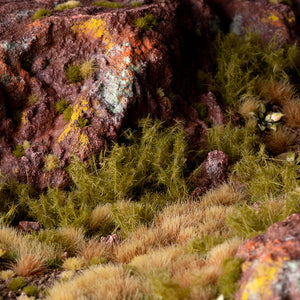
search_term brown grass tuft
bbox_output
[13,254,45,276]
[282,98,300,127]
[80,239,110,261]
[238,96,260,119]
[257,80,297,105]
[264,126,295,154]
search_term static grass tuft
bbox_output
[65,63,82,84]
[23,285,39,297]
[55,99,70,114]
[27,94,39,106]
[55,1,81,10]
[44,154,60,172]
[93,1,123,8]
[12,144,25,158]
[8,276,27,292]
[207,122,260,162]
[31,8,52,21]
[63,105,73,122]
[134,14,158,31]
[214,31,300,106]
[217,257,244,299]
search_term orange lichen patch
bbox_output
[240,260,284,300]
[261,12,283,28]
[58,98,90,151]
[72,18,114,52]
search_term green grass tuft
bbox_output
[31,8,52,21]
[207,123,260,162]
[63,105,73,122]
[77,118,89,128]
[55,99,70,114]
[214,31,300,106]
[217,257,244,299]
[134,14,158,31]
[131,1,142,7]
[65,63,82,84]
[55,1,81,10]
[93,1,123,8]
[8,277,27,292]
[23,285,39,297]
[44,154,60,172]
[12,144,25,159]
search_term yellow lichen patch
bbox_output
[58,98,90,150]
[12,167,18,174]
[72,18,114,52]
[261,12,283,28]
[241,260,284,300]
[21,111,29,125]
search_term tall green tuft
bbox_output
[214,31,300,106]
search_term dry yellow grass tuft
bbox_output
[238,96,260,119]
[282,98,300,127]
[62,257,85,271]
[80,59,96,79]
[14,254,45,276]
[46,265,149,300]
[89,204,112,231]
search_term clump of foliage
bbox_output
[77,118,89,128]
[65,60,96,84]
[44,154,60,172]
[63,105,73,122]
[231,146,297,202]
[27,93,39,106]
[65,63,82,84]
[207,122,260,162]
[93,1,123,8]
[132,1,142,7]
[217,257,244,299]
[55,99,70,114]
[12,144,25,159]
[23,285,39,297]
[214,31,300,106]
[134,14,158,31]
[8,276,27,291]
[31,8,52,21]
[25,118,188,230]
[55,1,81,10]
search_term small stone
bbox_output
[18,221,41,233]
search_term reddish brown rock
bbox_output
[213,0,296,43]
[18,221,41,232]
[0,0,210,189]
[189,150,229,198]
[236,214,300,300]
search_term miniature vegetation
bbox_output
[65,60,96,84]
[8,277,27,291]
[93,1,124,8]
[2,30,300,299]
[134,14,158,31]
[55,1,81,10]
[31,8,52,21]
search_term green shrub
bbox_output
[217,257,244,299]
[12,144,25,159]
[31,8,52,21]
[65,63,82,84]
[23,285,39,297]
[207,123,260,162]
[55,1,81,10]
[8,277,27,291]
[214,31,300,106]
[134,14,158,31]
[63,105,73,122]
[25,118,188,229]
[93,1,123,8]
[231,146,297,202]
[55,99,70,114]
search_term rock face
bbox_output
[214,0,296,42]
[236,214,300,300]
[0,0,210,189]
